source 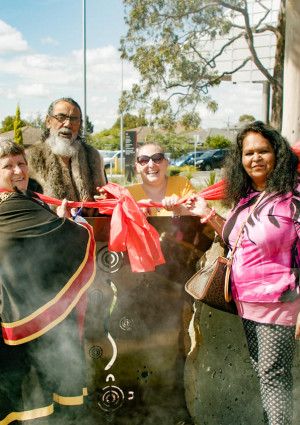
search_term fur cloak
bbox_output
[26,140,106,201]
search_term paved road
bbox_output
[190,169,222,188]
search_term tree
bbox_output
[113,112,148,129]
[89,127,120,151]
[121,0,285,129]
[27,113,44,129]
[89,112,149,151]
[0,114,28,133]
[145,131,193,158]
[204,134,231,148]
[239,114,256,123]
[85,115,94,134]
[0,116,15,133]
[14,105,23,145]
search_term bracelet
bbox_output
[200,207,216,223]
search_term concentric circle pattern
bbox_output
[97,246,124,273]
[119,317,134,331]
[97,385,125,412]
[89,345,103,359]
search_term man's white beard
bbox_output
[46,132,80,158]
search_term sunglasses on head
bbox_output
[136,153,165,166]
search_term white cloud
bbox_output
[41,36,59,46]
[0,39,139,131]
[0,20,28,53]
[0,23,263,133]
[198,82,263,129]
[0,53,80,86]
[17,83,50,97]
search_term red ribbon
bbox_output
[88,183,166,272]
[35,182,226,272]
[0,180,245,273]
[3,138,300,273]
[0,184,166,273]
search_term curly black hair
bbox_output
[41,97,83,142]
[224,121,299,205]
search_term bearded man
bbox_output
[27,97,106,203]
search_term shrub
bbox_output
[169,166,181,176]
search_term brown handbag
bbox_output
[185,192,265,314]
[185,235,236,314]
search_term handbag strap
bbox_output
[229,191,265,261]
[224,191,265,303]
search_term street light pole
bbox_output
[120,58,124,173]
[82,0,87,138]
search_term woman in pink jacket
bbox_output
[190,121,300,425]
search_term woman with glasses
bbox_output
[127,143,195,215]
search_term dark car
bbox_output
[172,151,206,167]
[195,148,229,170]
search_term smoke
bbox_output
[4,215,300,424]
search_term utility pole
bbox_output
[120,59,124,173]
[282,0,300,144]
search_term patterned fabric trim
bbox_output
[0,404,53,425]
[0,192,14,204]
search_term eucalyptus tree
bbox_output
[121,0,285,129]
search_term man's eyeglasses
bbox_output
[50,113,81,124]
[136,153,165,166]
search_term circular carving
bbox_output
[119,317,134,331]
[97,385,125,412]
[137,366,152,383]
[89,345,103,359]
[89,288,103,305]
[97,247,124,273]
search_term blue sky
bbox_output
[0,0,134,131]
[0,0,278,132]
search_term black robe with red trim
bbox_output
[0,191,96,424]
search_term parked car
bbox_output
[172,151,206,167]
[195,149,229,170]
[98,150,121,169]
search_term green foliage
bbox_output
[89,126,120,150]
[14,105,23,145]
[0,114,27,133]
[113,112,148,129]
[204,134,231,149]
[0,116,14,133]
[238,114,256,123]
[205,170,216,187]
[169,166,181,176]
[89,112,149,150]
[180,112,201,130]
[145,131,192,159]
[85,115,94,134]
[180,165,197,180]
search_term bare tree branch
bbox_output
[241,6,279,85]
[254,8,270,29]
[188,32,244,71]
[254,25,278,35]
